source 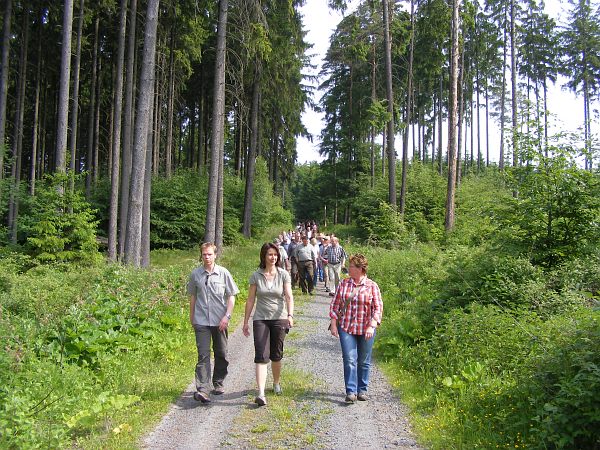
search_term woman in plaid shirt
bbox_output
[329,254,383,403]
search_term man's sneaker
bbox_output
[357,393,369,401]
[213,386,225,395]
[193,391,211,403]
[345,393,357,403]
[273,383,282,395]
[254,396,267,406]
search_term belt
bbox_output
[329,261,340,264]
[299,259,312,263]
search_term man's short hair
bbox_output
[200,242,217,253]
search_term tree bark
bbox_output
[108,0,128,261]
[141,65,156,268]
[119,0,137,257]
[0,0,12,185]
[438,75,443,174]
[499,12,507,169]
[30,11,43,196]
[242,71,261,238]
[401,0,415,203]
[445,0,460,232]
[204,0,228,244]
[86,15,99,198]
[510,0,518,168]
[8,10,28,243]
[382,0,396,207]
[124,0,160,267]
[55,0,75,178]
[165,13,175,178]
[69,0,85,197]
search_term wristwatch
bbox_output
[226,313,231,319]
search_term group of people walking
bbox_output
[275,227,349,298]
[186,234,383,407]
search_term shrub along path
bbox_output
[143,284,420,449]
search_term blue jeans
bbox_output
[338,327,376,394]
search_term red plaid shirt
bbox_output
[329,276,383,335]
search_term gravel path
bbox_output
[143,285,422,449]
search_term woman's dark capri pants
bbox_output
[253,319,289,363]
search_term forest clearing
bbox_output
[1,0,599,449]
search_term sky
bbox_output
[296,0,590,164]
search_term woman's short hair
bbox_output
[259,242,282,269]
[349,254,368,274]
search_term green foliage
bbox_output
[362,201,416,248]
[151,171,207,248]
[501,145,600,267]
[0,261,195,448]
[450,170,513,247]
[524,310,600,449]
[23,174,101,265]
[403,163,447,242]
[358,202,599,450]
[244,159,293,235]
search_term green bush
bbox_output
[151,171,207,248]
[21,174,101,265]
[362,202,416,248]
[501,148,600,267]
[436,247,584,315]
[0,262,193,448]
[524,310,600,449]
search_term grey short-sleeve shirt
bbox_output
[187,264,240,326]
[249,268,291,321]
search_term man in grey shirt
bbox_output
[292,235,317,294]
[187,242,240,403]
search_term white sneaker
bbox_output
[273,383,282,395]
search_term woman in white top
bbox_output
[243,243,294,406]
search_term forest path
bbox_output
[142,284,421,449]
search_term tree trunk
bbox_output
[165,16,175,178]
[55,0,75,178]
[124,0,160,267]
[456,48,464,186]
[215,150,224,252]
[383,0,396,207]
[0,0,12,185]
[370,17,377,188]
[510,0,518,168]
[108,0,128,261]
[401,0,414,200]
[86,15,99,198]
[153,43,164,175]
[204,0,228,244]
[119,0,137,257]
[69,0,84,197]
[242,71,260,238]
[499,13,507,169]
[476,64,481,172]
[93,56,102,185]
[438,75,443,174]
[141,68,155,268]
[445,0,460,232]
[8,10,28,243]
[198,79,205,174]
[30,11,43,196]
[485,83,490,167]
